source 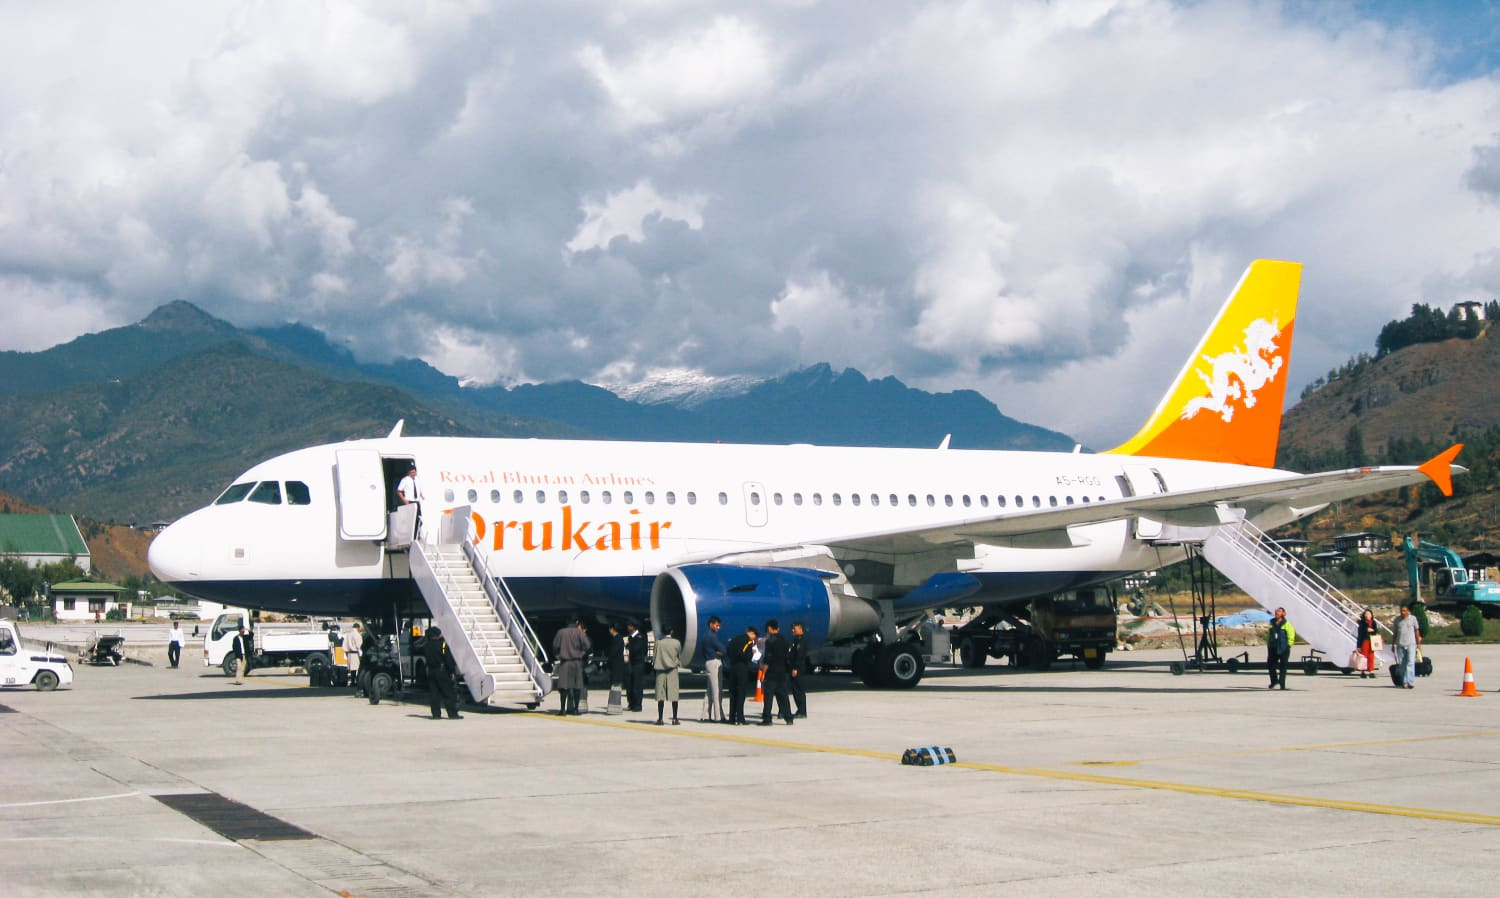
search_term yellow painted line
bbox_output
[532,711,1500,827]
[1071,729,1500,767]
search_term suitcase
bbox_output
[1416,654,1433,678]
[902,746,957,766]
[1390,663,1406,687]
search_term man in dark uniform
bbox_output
[623,620,649,712]
[606,622,626,697]
[552,617,592,715]
[422,626,462,719]
[758,620,794,726]
[726,624,758,725]
[788,620,809,718]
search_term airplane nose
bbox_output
[148,520,201,584]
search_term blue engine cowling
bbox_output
[651,564,880,663]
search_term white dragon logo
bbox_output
[1181,317,1284,423]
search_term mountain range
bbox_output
[0,302,1071,523]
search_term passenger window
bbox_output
[665,491,676,505]
[286,481,312,506]
[750,491,762,506]
[813,493,823,506]
[794,493,803,506]
[980,495,989,508]
[1032,496,1041,508]
[718,492,728,505]
[513,490,524,503]
[645,491,655,505]
[833,493,842,506]
[889,494,898,507]
[907,494,917,507]
[215,482,254,505]
[559,490,569,504]
[248,481,282,505]
[1066,496,1074,505]
[536,490,547,504]
[1082,496,1090,504]
[687,492,697,505]
[1015,495,1023,507]
[944,495,953,507]
[602,491,613,505]
[1049,496,1058,507]
[926,495,935,507]
[997,496,1007,508]
[624,491,634,505]
[773,493,783,506]
[850,494,860,506]
[490,489,501,504]
[444,488,455,502]
[467,489,478,503]
[871,494,881,507]
[581,490,591,504]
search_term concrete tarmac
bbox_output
[3,644,1499,897]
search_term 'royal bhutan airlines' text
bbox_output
[472,507,671,553]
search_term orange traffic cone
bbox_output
[1458,657,1482,697]
[754,669,765,702]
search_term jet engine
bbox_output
[650,563,880,662]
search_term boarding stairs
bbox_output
[1199,518,1394,667]
[408,533,551,707]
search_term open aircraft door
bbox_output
[335,449,388,540]
[1121,464,1167,540]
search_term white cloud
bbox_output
[3,1,1500,447]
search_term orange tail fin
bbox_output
[1107,260,1301,467]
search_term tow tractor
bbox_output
[1405,535,1500,617]
[0,619,75,691]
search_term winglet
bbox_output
[1418,443,1464,497]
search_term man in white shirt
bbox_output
[167,621,186,668]
[397,465,420,505]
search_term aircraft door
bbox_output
[1121,464,1167,540]
[335,449,388,540]
[743,481,768,527]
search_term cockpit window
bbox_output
[286,481,311,506]
[214,482,254,505]
[248,481,282,505]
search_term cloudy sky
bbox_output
[4,0,1500,447]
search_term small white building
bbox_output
[51,581,128,622]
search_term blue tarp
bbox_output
[1215,609,1273,627]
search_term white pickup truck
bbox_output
[0,619,74,691]
[203,611,338,677]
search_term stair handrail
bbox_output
[430,551,509,676]
[1213,519,1394,638]
[462,539,551,698]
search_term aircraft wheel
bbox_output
[958,638,987,668]
[880,643,925,689]
[34,670,59,692]
[368,671,393,704]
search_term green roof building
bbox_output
[0,514,91,573]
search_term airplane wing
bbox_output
[814,447,1465,558]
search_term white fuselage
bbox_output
[148,435,1299,620]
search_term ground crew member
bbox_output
[788,620,809,718]
[726,624,758,725]
[623,620,648,712]
[1266,607,1295,690]
[167,620,185,669]
[759,620,795,726]
[231,626,250,684]
[422,626,462,719]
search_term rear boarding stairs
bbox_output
[1163,516,1395,675]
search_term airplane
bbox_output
[148,259,1464,688]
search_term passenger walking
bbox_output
[654,627,683,725]
[1391,605,1422,689]
[422,626,462,719]
[788,620,809,718]
[697,615,727,722]
[759,620,795,726]
[166,621,185,669]
[1266,607,1294,690]
[1354,609,1379,678]
[726,624,758,725]
[553,617,592,715]
[623,620,649,712]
